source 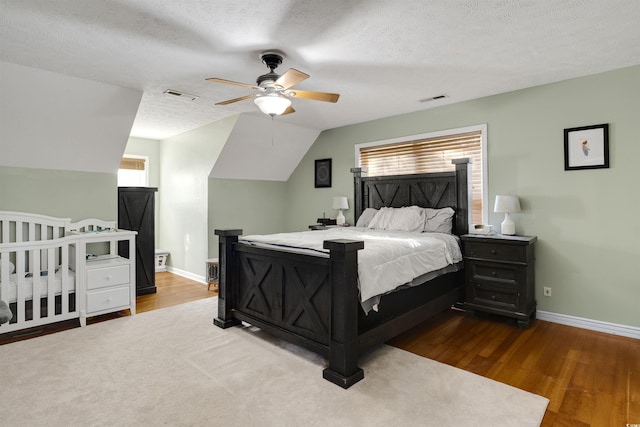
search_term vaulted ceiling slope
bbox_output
[1,1,639,141]
[0,61,142,173]
[210,114,320,181]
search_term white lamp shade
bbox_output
[253,95,291,115]
[494,195,521,235]
[332,196,349,210]
[494,195,521,213]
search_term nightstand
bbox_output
[461,234,537,328]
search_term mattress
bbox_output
[240,227,463,312]
[1,270,76,303]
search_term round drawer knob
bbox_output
[491,295,496,300]
[491,249,497,255]
[470,251,475,256]
[106,275,112,280]
[491,271,497,276]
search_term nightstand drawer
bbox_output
[464,241,526,263]
[469,261,517,282]
[470,283,519,309]
[87,286,130,313]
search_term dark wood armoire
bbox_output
[118,187,158,296]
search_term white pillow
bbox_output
[423,207,455,234]
[355,208,378,228]
[367,206,425,233]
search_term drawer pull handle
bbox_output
[470,251,475,256]
[491,250,497,255]
[106,275,112,280]
[491,271,497,276]
[491,295,496,300]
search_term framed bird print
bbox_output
[564,124,609,171]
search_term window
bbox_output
[356,125,487,224]
[118,156,149,187]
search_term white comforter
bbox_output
[240,227,462,306]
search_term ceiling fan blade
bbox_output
[281,105,296,115]
[206,77,258,89]
[215,94,256,105]
[275,68,309,89]
[288,89,339,103]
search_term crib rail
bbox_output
[66,218,116,233]
[0,237,78,333]
[0,211,71,244]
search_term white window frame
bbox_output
[118,154,149,187]
[354,124,488,224]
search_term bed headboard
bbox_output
[351,158,472,235]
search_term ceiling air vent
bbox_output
[163,89,198,101]
[419,94,449,103]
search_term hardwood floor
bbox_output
[2,272,637,426]
[136,271,216,313]
[388,309,640,427]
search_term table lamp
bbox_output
[332,196,349,226]
[494,195,521,235]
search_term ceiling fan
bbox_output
[206,52,340,116]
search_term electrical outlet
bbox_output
[543,287,552,297]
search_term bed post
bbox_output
[350,167,367,223]
[452,158,472,235]
[322,239,365,388]
[213,229,243,329]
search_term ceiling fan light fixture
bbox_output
[254,94,291,116]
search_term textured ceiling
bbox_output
[1,0,639,141]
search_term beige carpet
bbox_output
[0,298,548,426]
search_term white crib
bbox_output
[0,211,137,334]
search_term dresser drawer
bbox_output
[87,286,130,313]
[87,264,130,290]
[464,241,526,263]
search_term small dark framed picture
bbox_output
[314,158,332,188]
[564,124,609,170]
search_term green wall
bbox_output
[0,166,117,220]
[286,65,640,327]
[159,115,237,277]
[207,178,288,258]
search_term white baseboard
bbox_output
[536,310,640,340]
[165,266,206,285]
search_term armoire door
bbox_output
[118,187,158,296]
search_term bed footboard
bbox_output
[214,229,366,388]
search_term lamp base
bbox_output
[501,212,516,235]
[336,210,345,226]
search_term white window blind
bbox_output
[119,157,146,170]
[359,130,484,224]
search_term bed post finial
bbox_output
[351,168,367,224]
[452,158,472,235]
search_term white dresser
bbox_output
[68,228,137,326]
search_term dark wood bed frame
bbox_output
[214,158,472,388]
